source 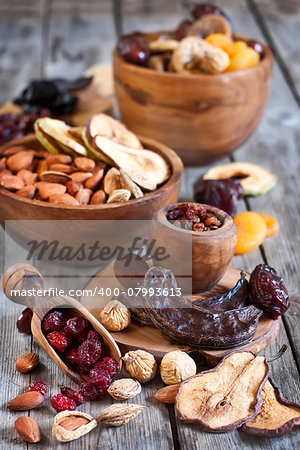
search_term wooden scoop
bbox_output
[2,263,121,384]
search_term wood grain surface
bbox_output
[0,0,299,449]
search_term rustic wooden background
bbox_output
[0,0,299,448]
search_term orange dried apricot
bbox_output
[258,213,279,237]
[205,33,233,52]
[227,46,260,72]
[234,211,267,254]
[226,40,247,57]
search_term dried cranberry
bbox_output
[60,386,85,405]
[192,3,229,21]
[47,331,70,352]
[42,310,67,333]
[194,179,243,217]
[51,394,77,412]
[17,308,33,334]
[86,330,102,344]
[117,32,150,65]
[249,264,289,319]
[172,20,192,40]
[65,348,80,366]
[247,39,265,58]
[79,382,101,401]
[94,357,120,378]
[89,368,111,394]
[27,381,48,396]
[64,316,88,340]
[77,339,102,367]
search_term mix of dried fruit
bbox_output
[166,202,222,232]
[117,3,263,74]
[0,113,170,205]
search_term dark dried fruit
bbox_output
[172,20,193,40]
[77,339,102,367]
[192,3,229,21]
[51,394,77,412]
[86,330,102,344]
[89,368,112,394]
[65,348,80,366]
[117,32,150,65]
[47,331,70,352]
[17,308,33,334]
[247,39,265,58]
[60,386,85,405]
[94,357,120,378]
[64,316,88,340]
[42,310,67,333]
[166,202,222,232]
[79,382,101,401]
[0,111,50,145]
[194,178,243,217]
[27,381,48,396]
[249,264,289,319]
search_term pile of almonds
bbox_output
[0,146,140,206]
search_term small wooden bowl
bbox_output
[113,35,273,166]
[0,135,183,257]
[152,203,237,293]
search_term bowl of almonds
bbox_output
[0,113,182,220]
[114,4,273,165]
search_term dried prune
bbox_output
[247,39,265,58]
[172,20,192,40]
[249,264,289,319]
[192,3,229,21]
[117,32,150,65]
[194,178,243,217]
[17,308,33,334]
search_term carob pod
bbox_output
[176,351,269,432]
[193,271,249,312]
[242,378,300,437]
[143,267,262,348]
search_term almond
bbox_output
[66,181,83,196]
[47,154,72,165]
[36,181,66,200]
[103,167,122,194]
[60,417,90,431]
[17,169,38,186]
[15,416,41,443]
[120,169,144,199]
[7,391,44,410]
[49,193,80,206]
[48,163,73,174]
[3,146,25,156]
[39,170,71,184]
[76,188,93,205]
[7,151,34,172]
[154,384,180,404]
[0,157,6,170]
[70,171,93,183]
[16,185,36,199]
[37,159,48,176]
[52,411,97,443]
[90,189,106,205]
[16,352,39,373]
[107,189,131,204]
[74,157,95,172]
[0,174,25,191]
[98,403,145,426]
[85,168,104,190]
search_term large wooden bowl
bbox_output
[113,35,273,166]
[0,134,183,259]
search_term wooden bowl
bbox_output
[152,203,237,293]
[0,135,183,265]
[113,35,273,166]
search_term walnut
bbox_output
[99,300,131,331]
[123,349,157,383]
[160,351,196,385]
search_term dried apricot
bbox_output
[234,211,267,254]
[227,47,260,71]
[205,33,232,52]
[258,214,279,237]
[226,40,247,57]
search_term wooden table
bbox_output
[0,0,299,448]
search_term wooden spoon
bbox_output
[2,263,121,384]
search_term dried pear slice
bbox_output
[94,136,170,191]
[203,162,277,196]
[34,121,60,155]
[242,379,300,437]
[119,169,144,198]
[37,118,88,156]
[176,351,269,432]
[87,113,142,150]
[188,14,232,37]
[81,128,112,164]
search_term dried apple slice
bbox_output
[94,136,170,191]
[242,379,300,437]
[37,118,88,156]
[176,351,269,432]
[81,128,112,164]
[87,113,143,149]
[34,121,61,155]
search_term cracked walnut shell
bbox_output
[99,300,131,331]
[123,349,157,383]
[160,351,196,385]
